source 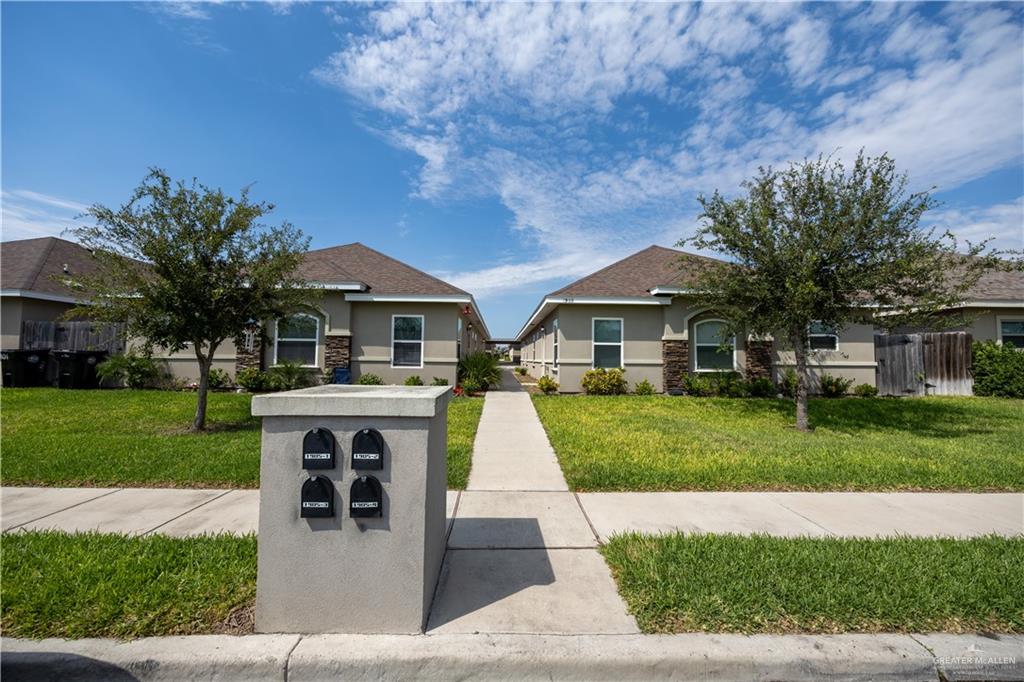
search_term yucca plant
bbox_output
[458,352,501,391]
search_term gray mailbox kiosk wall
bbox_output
[251,385,451,634]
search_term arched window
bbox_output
[275,313,319,367]
[694,319,734,371]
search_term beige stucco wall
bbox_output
[532,304,664,393]
[1,296,85,349]
[771,318,878,389]
[350,301,460,385]
[1,297,23,349]
[518,298,883,393]
[899,307,1024,343]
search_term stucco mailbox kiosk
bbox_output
[251,384,451,634]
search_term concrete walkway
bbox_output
[465,368,567,491]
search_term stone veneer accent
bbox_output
[662,339,689,393]
[235,327,263,375]
[746,340,772,379]
[325,335,351,372]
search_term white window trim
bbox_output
[693,318,736,373]
[273,313,320,368]
[996,315,1024,349]
[808,321,840,352]
[592,317,624,369]
[552,319,559,369]
[391,314,424,369]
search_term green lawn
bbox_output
[602,533,1024,634]
[1,531,257,639]
[446,395,484,489]
[0,389,483,489]
[532,395,1024,491]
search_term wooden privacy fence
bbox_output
[21,320,126,353]
[874,331,973,397]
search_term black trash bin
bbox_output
[1,349,50,387]
[54,350,107,389]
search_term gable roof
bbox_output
[0,236,102,301]
[301,242,468,296]
[960,265,1024,302]
[548,245,723,298]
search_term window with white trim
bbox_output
[392,315,424,368]
[275,313,319,366]
[808,321,839,351]
[1000,319,1024,349]
[592,318,623,369]
[552,318,559,368]
[694,319,734,371]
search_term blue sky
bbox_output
[3,2,1022,337]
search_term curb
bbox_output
[3,633,1021,681]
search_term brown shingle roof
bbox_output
[300,242,468,296]
[548,245,725,298]
[0,236,102,298]
[962,266,1024,301]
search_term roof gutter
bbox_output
[0,289,83,304]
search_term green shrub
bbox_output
[973,341,1024,398]
[235,367,274,392]
[681,374,714,397]
[581,368,628,395]
[460,377,484,394]
[819,373,854,398]
[207,368,232,390]
[458,352,501,391]
[746,376,776,398]
[356,373,384,386]
[853,383,879,398]
[712,372,748,397]
[778,367,799,398]
[96,350,163,389]
[430,377,449,386]
[537,375,559,394]
[514,366,527,376]
[404,375,424,386]
[268,361,315,391]
[633,379,655,395]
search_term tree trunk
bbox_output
[191,345,214,432]
[792,332,812,432]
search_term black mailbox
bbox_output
[300,476,334,518]
[302,428,336,470]
[351,428,384,470]
[350,475,383,518]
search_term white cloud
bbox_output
[150,2,214,21]
[317,2,1023,299]
[783,16,831,87]
[926,197,1024,252]
[1,190,89,241]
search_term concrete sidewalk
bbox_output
[4,632,1022,681]
[4,486,1020,540]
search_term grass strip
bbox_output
[1,531,257,639]
[533,395,1024,491]
[446,396,484,489]
[601,532,1024,634]
[1,388,484,489]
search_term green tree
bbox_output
[684,152,1005,431]
[70,169,312,431]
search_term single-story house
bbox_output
[1,237,489,385]
[516,245,1023,394]
[1,237,109,350]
